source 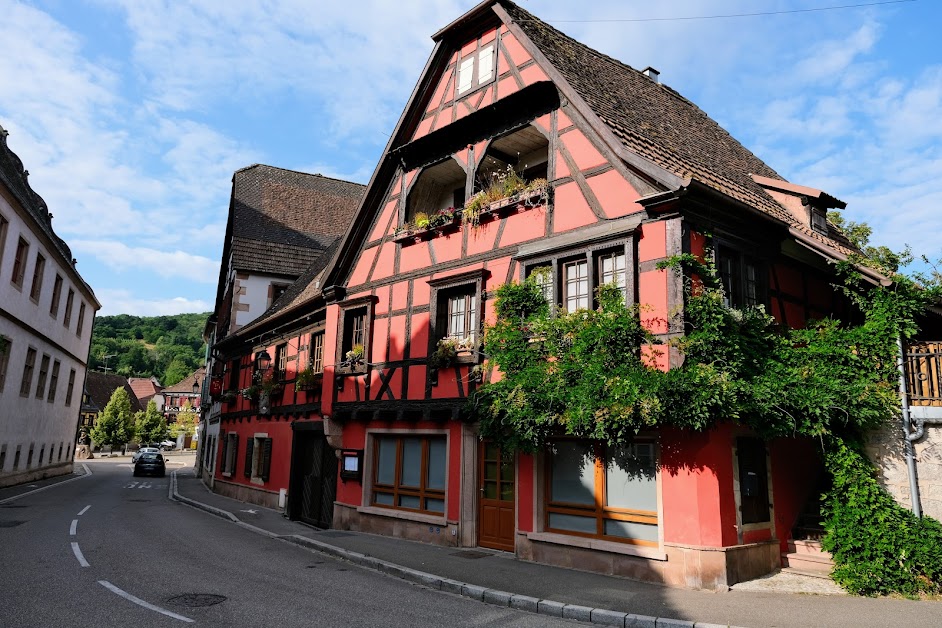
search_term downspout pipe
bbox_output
[897,335,923,518]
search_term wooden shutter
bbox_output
[244,437,255,478]
[229,434,239,474]
[260,438,273,482]
[220,432,228,473]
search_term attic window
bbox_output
[456,44,496,97]
[811,208,828,235]
[475,125,549,191]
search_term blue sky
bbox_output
[1,0,939,316]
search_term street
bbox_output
[0,455,577,627]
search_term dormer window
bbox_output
[811,208,828,235]
[456,43,496,97]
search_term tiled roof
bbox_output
[229,165,365,277]
[161,367,206,394]
[128,377,162,403]
[83,372,144,413]
[501,1,856,255]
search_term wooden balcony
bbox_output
[906,341,942,407]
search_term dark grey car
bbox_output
[133,452,166,477]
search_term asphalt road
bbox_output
[0,456,579,627]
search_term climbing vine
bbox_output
[468,253,942,595]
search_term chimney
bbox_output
[642,67,660,84]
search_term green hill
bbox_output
[89,312,210,386]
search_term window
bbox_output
[372,435,446,515]
[311,331,325,373]
[716,246,763,309]
[245,435,273,482]
[736,437,771,525]
[475,125,549,194]
[274,343,287,380]
[11,237,29,288]
[63,289,75,328]
[20,347,36,397]
[47,360,60,403]
[269,282,289,307]
[221,432,238,476]
[0,214,8,274]
[227,358,241,391]
[65,368,76,407]
[339,303,371,372]
[0,336,10,393]
[35,353,50,399]
[444,288,477,342]
[546,441,658,546]
[57,442,63,462]
[456,43,496,96]
[29,253,45,302]
[76,302,86,337]
[50,274,63,317]
[597,250,627,291]
[563,259,589,313]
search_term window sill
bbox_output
[526,531,666,561]
[357,505,447,526]
[393,214,460,246]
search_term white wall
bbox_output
[0,187,96,485]
[234,272,289,329]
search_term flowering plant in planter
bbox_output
[220,390,239,404]
[241,385,260,401]
[463,166,548,228]
[295,366,322,391]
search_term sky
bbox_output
[1,0,940,316]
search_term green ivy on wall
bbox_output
[468,253,942,595]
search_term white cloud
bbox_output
[70,240,219,283]
[95,289,211,317]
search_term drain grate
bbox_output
[167,594,227,608]
[451,550,492,559]
[0,520,27,528]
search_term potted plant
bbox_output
[413,211,430,230]
[295,367,322,392]
[220,390,238,404]
[429,337,459,370]
[241,385,260,401]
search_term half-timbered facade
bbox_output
[310,1,879,589]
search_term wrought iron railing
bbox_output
[906,342,942,406]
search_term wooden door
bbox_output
[289,432,337,529]
[478,441,515,552]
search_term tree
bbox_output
[169,404,197,443]
[90,387,136,453]
[134,400,167,445]
[828,211,912,274]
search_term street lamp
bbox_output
[192,380,200,395]
[255,350,272,373]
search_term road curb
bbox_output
[170,476,748,628]
[169,471,238,523]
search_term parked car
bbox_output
[131,447,160,463]
[159,440,176,451]
[133,452,166,477]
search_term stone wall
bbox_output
[866,421,942,521]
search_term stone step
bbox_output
[782,551,833,575]
[787,539,831,557]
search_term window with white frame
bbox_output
[716,245,763,309]
[525,243,632,313]
[372,434,447,515]
[546,441,659,546]
[456,43,496,97]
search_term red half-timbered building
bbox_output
[307,0,881,589]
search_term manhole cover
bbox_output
[0,520,26,528]
[451,550,491,559]
[167,594,227,608]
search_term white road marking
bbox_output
[71,542,90,567]
[0,465,92,505]
[126,482,138,489]
[239,509,258,514]
[139,482,152,489]
[69,519,78,536]
[98,580,193,623]
[78,505,91,516]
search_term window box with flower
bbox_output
[295,366,323,392]
[336,343,366,375]
[463,166,548,228]
[393,207,460,244]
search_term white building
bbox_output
[0,125,99,487]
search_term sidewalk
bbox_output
[170,469,939,628]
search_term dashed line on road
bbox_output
[98,580,193,623]
[69,519,78,536]
[78,505,91,516]
[71,542,89,567]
